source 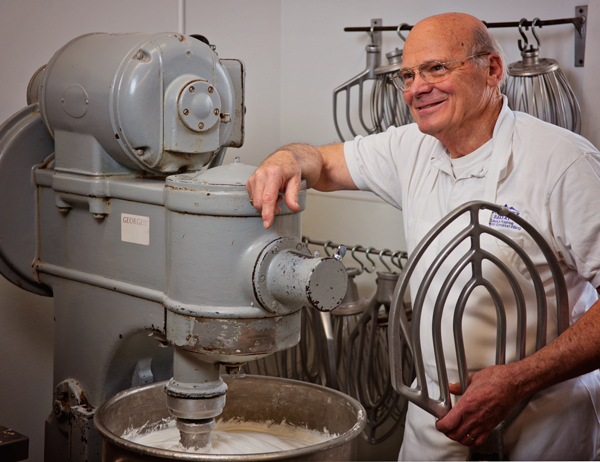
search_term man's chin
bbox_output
[415,120,439,136]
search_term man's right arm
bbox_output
[246,142,357,228]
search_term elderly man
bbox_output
[246,12,600,461]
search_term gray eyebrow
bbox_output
[399,60,444,73]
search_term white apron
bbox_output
[398,107,600,460]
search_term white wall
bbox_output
[0,1,594,460]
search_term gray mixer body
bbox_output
[0,32,347,461]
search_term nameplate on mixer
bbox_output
[121,213,150,245]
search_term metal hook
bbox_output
[379,249,392,272]
[323,240,333,257]
[302,236,311,253]
[396,23,409,42]
[333,245,347,262]
[391,250,403,271]
[531,17,542,50]
[518,18,529,52]
[351,245,366,274]
[369,22,376,45]
[364,247,377,273]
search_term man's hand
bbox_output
[435,364,523,447]
[246,142,353,228]
[246,150,303,229]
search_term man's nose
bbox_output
[408,72,433,95]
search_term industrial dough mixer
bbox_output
[0,32,360,461]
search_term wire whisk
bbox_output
[505,18,581,133]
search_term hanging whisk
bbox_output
[370,24,413,133]
[505,18,581,133]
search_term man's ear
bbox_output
[487,54,503,88]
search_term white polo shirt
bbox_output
[344,99,600,460]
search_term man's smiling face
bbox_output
[401,15,493,144]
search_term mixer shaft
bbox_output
[176,418,216,450]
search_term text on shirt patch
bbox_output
[489,205,522,231]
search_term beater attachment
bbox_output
[333,20,414,141]
[333,19,381,141]
[388,201,569,460]
[505,18,581,133]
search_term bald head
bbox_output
[405,13,508,86]
[407,13,483,55]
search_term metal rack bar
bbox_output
[344,15,586,36]
[303,236,406,259]
[302,236,408,272]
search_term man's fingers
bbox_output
[448,381,464,395]
[435,407,462,434]
[246,167,283,228]
[284,176,302,212]
[245,152,302,228]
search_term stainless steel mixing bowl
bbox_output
[95,374,366,461]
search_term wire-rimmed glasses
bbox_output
[391,52,490,91]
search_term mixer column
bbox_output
[165,349,227,450]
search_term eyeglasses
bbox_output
[390,52,490,91]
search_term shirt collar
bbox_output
[430,96,513,180]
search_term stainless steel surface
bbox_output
[388,201,569,459]
[505,18,582,133]
[94,375,366,461]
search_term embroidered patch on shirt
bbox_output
[489,205,523,231]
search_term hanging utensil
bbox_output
[331,266,371,393]
[345,271,413,444]
[505,18,581,133]
[333,19,382,141]
[370,24,413,133]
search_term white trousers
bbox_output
[399,371,600,461]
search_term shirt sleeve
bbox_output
[549,150,600,288]
[343,124,422,210]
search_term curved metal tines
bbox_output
[333,46,380,141]
[505,68,582,134]
[388,201,569,419]
[370,73,413,133]
[333,19,383,141]
[345,273,412,444]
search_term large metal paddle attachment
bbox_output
[388,201,569,459]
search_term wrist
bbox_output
[505,353,555,399]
